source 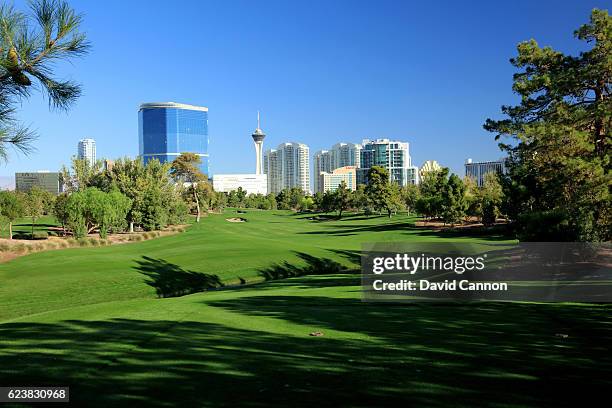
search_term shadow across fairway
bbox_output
[1,298,612,407]
[257,252,351,281]
[134,256,223,298]
[298,219,512,240]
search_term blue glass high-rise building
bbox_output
[138,102,209,175]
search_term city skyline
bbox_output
[1,0,605,178]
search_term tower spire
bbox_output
[257,110,260,129]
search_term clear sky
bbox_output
[1,0,608,182]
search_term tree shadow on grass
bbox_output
[134,256,223,298]
[298,220,513,241]
[257,251,354,281]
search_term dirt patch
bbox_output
[226,217,247,223]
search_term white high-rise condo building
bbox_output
[313,150,331,193]
[357,139,419,186]
[330,142,361,170]
[465,159,506,187]
[252,111,266,175]
[77,138,96,167]
[264,142,310,194]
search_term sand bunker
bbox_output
[226,217,247,223]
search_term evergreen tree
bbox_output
[484,9,611,241]
[0,0,89,159]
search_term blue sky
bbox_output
[1,0,607,181]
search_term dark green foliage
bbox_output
[440,174,467,225]
[365,166,403,217]
[484,9,611,241]
[0,0,89,159]
[0,190,25,239]
[333,181,352,218]
[416,168,448,219]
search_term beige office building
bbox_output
[318,166,357,193]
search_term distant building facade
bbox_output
[357,139,418,186]
[77,138,96,166]
[15,171,60,194]
[465,159,506,186]
[318,166,357,193]
[213,174,267,195]
[138,102,209,176]
[264,142,310,194]
[312,150,332,193]
[330,142,361,170]
[419,160,442,180]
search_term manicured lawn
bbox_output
[1,211,610,406]
[0,215,59,239]
[0,210,510,321]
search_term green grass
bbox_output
[0,215,59,239]
[1,211,610,406]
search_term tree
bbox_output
[463,176,480,219]
[0,190,24,239]
[227,187,247,208]
[265,193,277,210]
[365,166,404,218]
[170,153,206,222]
[416,168,448,220]
[400,183,420,215]
[440,174,467,226]
[53,192,69,235]
[0,0,89,159]
[480,172,504,226]
[215,191,227,212]
[352,184,370,214]
[334,181,352,218]
[25,187,45,238]
[320,190,336,213]
[60,157,103,192]
[484,9,611,241]
[91,190,131,238]
[65,187,131,238]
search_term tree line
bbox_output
[227,166,504,226]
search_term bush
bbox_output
[516,210,575,241]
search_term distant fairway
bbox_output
[0,211,510,321]
[1,211,610,406]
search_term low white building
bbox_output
[213,174,267,195]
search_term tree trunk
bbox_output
[193,187,201,223]
[129,221,134,233]
[31,218,35,239]
[9,222,12,240]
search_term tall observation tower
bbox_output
[251,111,266,175]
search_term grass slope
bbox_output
[2,211,610,406]
[1,276,611,407]
[0,211,510,321]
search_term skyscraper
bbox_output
[330,142,361,170]
[264,142,310,194]
[357,139,419,186]
[77,138,96,166]
[312,150,331,193]
[251,111,266,175]
[138,102,209,176]
[465,159,506,186]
